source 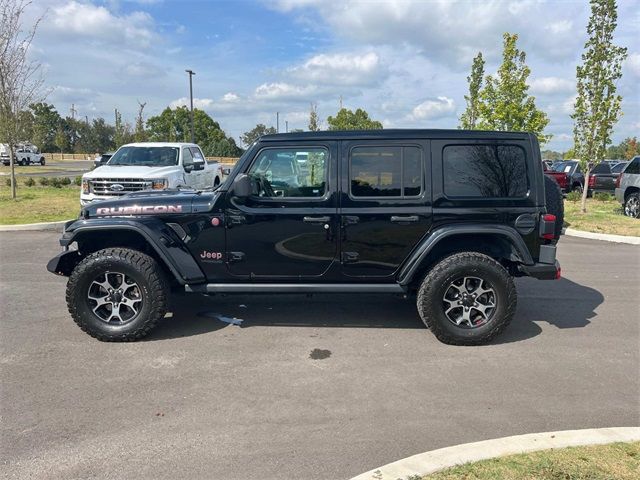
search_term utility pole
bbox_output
[339,95,343,110]
[276,112,280,133]
[70,104,77,119]
[285,120,288,133]
[185,69,196,143]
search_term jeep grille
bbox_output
[90,178,152,196]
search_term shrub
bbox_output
[74,176,82,186]
[60,176,72,186]
[38,177,50,186]
[566,191,581,202]
[50,177,63,188]
[594,192,613,202]
[4,177,12,187]
[24,177,36,187]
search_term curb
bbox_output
[0,219,71,232]
[349,427,640,480]
[563,228,640,245]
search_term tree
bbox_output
[326,107,383,130]
[460,52,485,129]
[147,106,241,156]
[113,109,133,148]
[0,0,45,198]
[623,138,639,160]
[240,123,276,147]
[54,124,69,153]
[134,101,147,142]
[308,103,320,131]
[477,33,550,145]
[29,103,62,152]
[541,150,563,161]
[606,137,639,160]
[572,0,627,212]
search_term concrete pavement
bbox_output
[0,232,638,480]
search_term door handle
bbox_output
[303,216,331,223]
[390,215,419,223]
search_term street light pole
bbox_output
[185,69,196,143]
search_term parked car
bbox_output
[48,129,563,346]
[80,142,224,205]
[586,162,617,195]
[93,151,115,169]
[615,156,640,218]
[545,160,584,194]
[1,143,45,166]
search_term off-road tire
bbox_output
[624,192,640,218]
[20,158,27,166]
[417,252,517,346]
[40,158,45,166]
[66,248,169,341]
[544,175,564,238]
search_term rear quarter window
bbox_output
[443,144,528,198]
[624,158,640,174]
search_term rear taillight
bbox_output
[615,173,623,188]
[588,175,596,188]
[540,213,556,240]
[555,266,562,280]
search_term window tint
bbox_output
[625,158,640,174]
[611,162,627,173]
[443,144,528,198]
[248,147,327,198]
[591,162,611,174]
[350,146,422,198]
[190,147,205,162]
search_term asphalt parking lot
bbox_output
[1,232,638,480]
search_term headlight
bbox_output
[82,179,89,194]
[151,178,168,190]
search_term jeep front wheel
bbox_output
[66,248,168,341]
[417,252,517,345]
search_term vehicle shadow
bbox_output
[146,277,603,344]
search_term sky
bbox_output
[25,0,640,150]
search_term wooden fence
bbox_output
[42,153,241,167]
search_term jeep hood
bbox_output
[83,165,181,179]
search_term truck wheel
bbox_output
[624,192,640,218]
[20,158,28,166]
[40,158,45,166]
[544,175,564,238]
[214,176,221,187]
[66,248,169,341]
[416,252,517,346]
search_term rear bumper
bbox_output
[519,260,561,280]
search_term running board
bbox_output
[185,283,406,294]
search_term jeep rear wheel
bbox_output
[66,248,168,341]
[417,252,516,345]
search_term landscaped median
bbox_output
[564,197,640,237]
[0,179,79,225]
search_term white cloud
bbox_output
[289,51,383,86]
[222,93,240,102]
[529,77,574,95]
[49,1,156,48]
[254,82,317,99]
[546,20,572,35]
[169,97,215,109]
[410,97,456,120]
[625,53,640,78]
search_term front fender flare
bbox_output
[397,224,534,286]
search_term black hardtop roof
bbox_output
[259,129,533,142]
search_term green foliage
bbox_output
[24,177,35,187]
[476,33,550,145]
[28,103,62,152]
[60,176,71,186]
[74,176,82,186]
[326,107,383,130]
[594,192,613,202]
[240,123,277,147]
[38,177,49,186]
[147,106,242,156]
[607,137,640,160]
[542,150,564,160]
[460,52,485,129]
[49,177,63,188]
[563,148,577,159]
[566,190,582,202]
[4,178,12,187]
[308,103,320,131]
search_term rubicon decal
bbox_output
[96,205,183,216]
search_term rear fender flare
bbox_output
[397,224,534,286]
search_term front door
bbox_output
[225,143,338,278]
[340,140,432,278]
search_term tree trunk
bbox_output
[9,145,16,199]
[580,168,590,213]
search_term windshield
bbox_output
[551,161,574,172]
[108,146,179,167]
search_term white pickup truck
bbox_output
[1,143,46,166]
[80,142,223,205]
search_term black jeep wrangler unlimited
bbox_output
[47,130,563,345]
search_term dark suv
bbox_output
[48,130,562,345]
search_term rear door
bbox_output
[340,140,432,278]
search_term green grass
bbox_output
[0,165,89,175]
[0,182,80,224]
[564,197,639,237]
[421,442,639,480]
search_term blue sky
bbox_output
[28,0,640,150]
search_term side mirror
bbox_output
[192,161,205,171]
[231,173,251,198]
[184,163,194,173]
